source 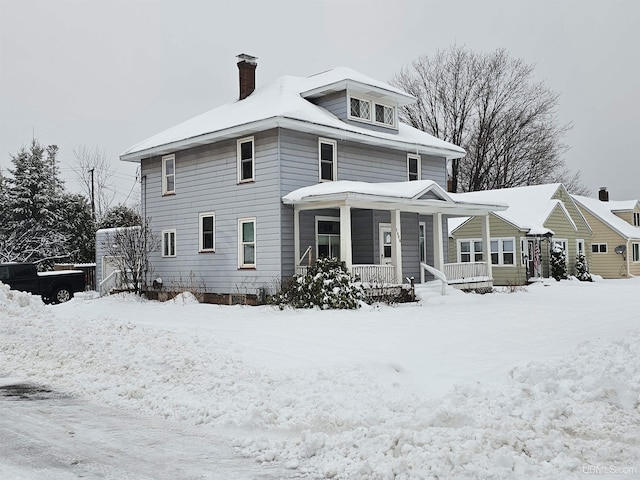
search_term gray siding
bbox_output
[141,129,283,296]
[310,91,347,120]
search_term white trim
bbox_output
[407,153,421,181]
[379,223,392,265]
[161,154,175,195]
[318,137,337,182]
[634,212,640,227]
[238,217,256,268]
[347,93,398,129]
[576,238,585,257]
[237,136,255,184]
[162,229,176,257]
[490,237,516,267]
[315,215,340,260]
[632,242,640,263]
[198,212,216,253]
[347,95,372,123]
[457,238,484,263]
[374,103,395,127]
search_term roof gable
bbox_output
[572,195,640,240]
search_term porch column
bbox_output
[391,209,403,283]
[340,205,352,272]
[293,207,300,266]
[433,213,444,270]
[481,214,493,280]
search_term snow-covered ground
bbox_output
[1,277,639,479]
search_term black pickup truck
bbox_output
[0,263,86,304]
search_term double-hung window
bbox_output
[316,217,340,259]
[237,137,254,183]
[199,212,215,252]
[162,154,175,195]
[162,229,176,257]
[459,239,483,263]
[319,138,337,182]
[634,212,640,226]
[238,218,256,268]
[633,243,640,263]
[407,154,421,181]
[490,238,515,266]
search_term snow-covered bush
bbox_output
[270,257,363,310]
[550,245,568,281]
[575,253,592,282]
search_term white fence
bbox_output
[295,264,396,284]
[442,262,490,283]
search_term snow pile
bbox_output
[0,281,44,312]
[1,280,640,479]
[242,333,640,479]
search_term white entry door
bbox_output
[379,224,393,265]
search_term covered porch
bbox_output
[283,180,507,290]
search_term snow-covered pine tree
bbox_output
[550,245,568,281]
[575,253,592,282]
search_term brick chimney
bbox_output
[599,187,609,202]
[237,54,257,100]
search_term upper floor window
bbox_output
[350,97,371,121]
[162,154,175,195]
[319,138,337,182]
[162,229,176,257]
[407,154,421,181]
[237,137,254,183]
[634,212,640,226]
[199,212,215,252]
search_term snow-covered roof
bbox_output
[283,180,507,216]
[120,67,465,162]
[572,195,640,240]
[448,183,578,236]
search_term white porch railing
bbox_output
[442,262,491,284]
[352,265,396,284]
[98,269,121,296]
[295,264,397,284]
[420,262,448,295]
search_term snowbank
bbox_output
[1,279,639,479]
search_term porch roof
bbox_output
[282,180,507,216]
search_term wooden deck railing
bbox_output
[442,262,490,283]
[295,264,396,284]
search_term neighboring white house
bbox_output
[118,55,506,302]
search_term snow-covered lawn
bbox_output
[1,277,639,479]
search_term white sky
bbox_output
[1,0,639,203]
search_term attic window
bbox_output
[350,97,371,121]
[375,104,394,126]
[634,212,640,226]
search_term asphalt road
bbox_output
[0,381,294,480]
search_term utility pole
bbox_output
[89,168,95,222]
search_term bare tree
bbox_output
[73,145,116,221]
[392,46,586,194]
[101,219,159,295]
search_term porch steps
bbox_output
[414,280,459,300]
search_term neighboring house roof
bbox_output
[572,195,640,240]
[283,180,507,216]
[448,183,580,236]
[120,67,466,162]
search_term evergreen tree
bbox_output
[550,245,568,281]
[98,204,142,229]
[57,193,96,263]
[575,253,592,282]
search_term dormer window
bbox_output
[348,94,396,128]
[375,104,394,126]
[634,212,640,226]
[350,97,371,121]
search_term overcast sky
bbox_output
[1,0,638,203]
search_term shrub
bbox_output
[270,257,363,310]
[550,245,568,281]
[575,253,592,282]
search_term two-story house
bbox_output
[116,55,505,302]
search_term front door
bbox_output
[379,224,393,265]
[526,239,542,279]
